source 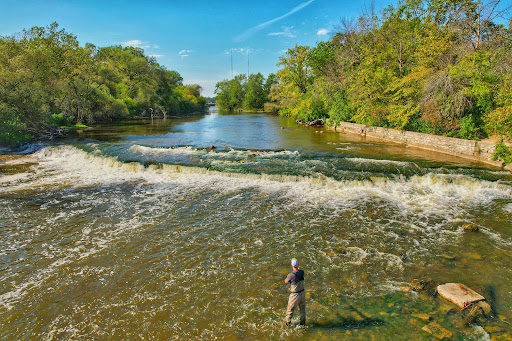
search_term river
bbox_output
[1,108,512,340]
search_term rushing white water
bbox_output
[2,146,506,213]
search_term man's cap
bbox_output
[291,258,298,267]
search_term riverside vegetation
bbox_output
[214,73,278,112]
[0,23,206,144]
[215,0,512,163]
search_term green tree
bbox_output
[264,73,279,97]
[244,73,265,110]
[214,75,246,111]
[277,45,311,94]
[0,22,83,138]
[483,74,512,137]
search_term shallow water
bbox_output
[1,109,512,340]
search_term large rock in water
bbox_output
[437,283,492,319]
[437,283,485,308]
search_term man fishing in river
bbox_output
[284,258,306,326]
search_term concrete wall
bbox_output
[327,121,510,170]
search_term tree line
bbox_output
[269,0,512,140]
[0,23,206,143]
[214,73,278,111]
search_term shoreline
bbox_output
[2,115,511,171]
[0,110,210,151]
[326,121,512,171]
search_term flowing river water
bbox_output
[1,108,512,340]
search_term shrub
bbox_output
[492,141,512,165]
[47,113,75,127]
[0,124,32,145]
[290,97,326,123]
[328,97,353,124]
[458,115,480,140]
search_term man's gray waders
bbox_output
[285,270,306,325]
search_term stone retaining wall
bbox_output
[327,121,510,170]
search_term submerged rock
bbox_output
[333,246,347,254]
[422,322,453,339]
[441,254,457,261]
[461,302,493,325]
[412,313,432,322]
[397,285,413,292]
[475,301,493,315]
[462,223,480,232]
[325,251,335,258]
[411,279,439,296]
[462,252,482,260]
[490,334,512,341]
[483,326,504,334]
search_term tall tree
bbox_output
[264,73,279,97]
[214,75,246,111]
[277,45,311,94]
[244,73,265,110]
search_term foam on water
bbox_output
[0,187,163,311]
[129,144,200,156]
[223,147,300,159]
[2,145,509,222]
[0,173,29,183]
[0,255,73,310]
[346,157,416,168]
[128,144,301,160]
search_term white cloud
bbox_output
[121,39,151,49]
[317,28,329,36]
[179,49,192,58]
[122,39,142,46]
[234,0,315,42]
[268,26,296,38]
[148,54,164,58]
[224,47,260,55]
[225,48,243,54]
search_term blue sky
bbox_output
[0,0,396,96]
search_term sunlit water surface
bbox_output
[1,109,512,340]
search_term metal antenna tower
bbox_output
[230,49,233,78]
